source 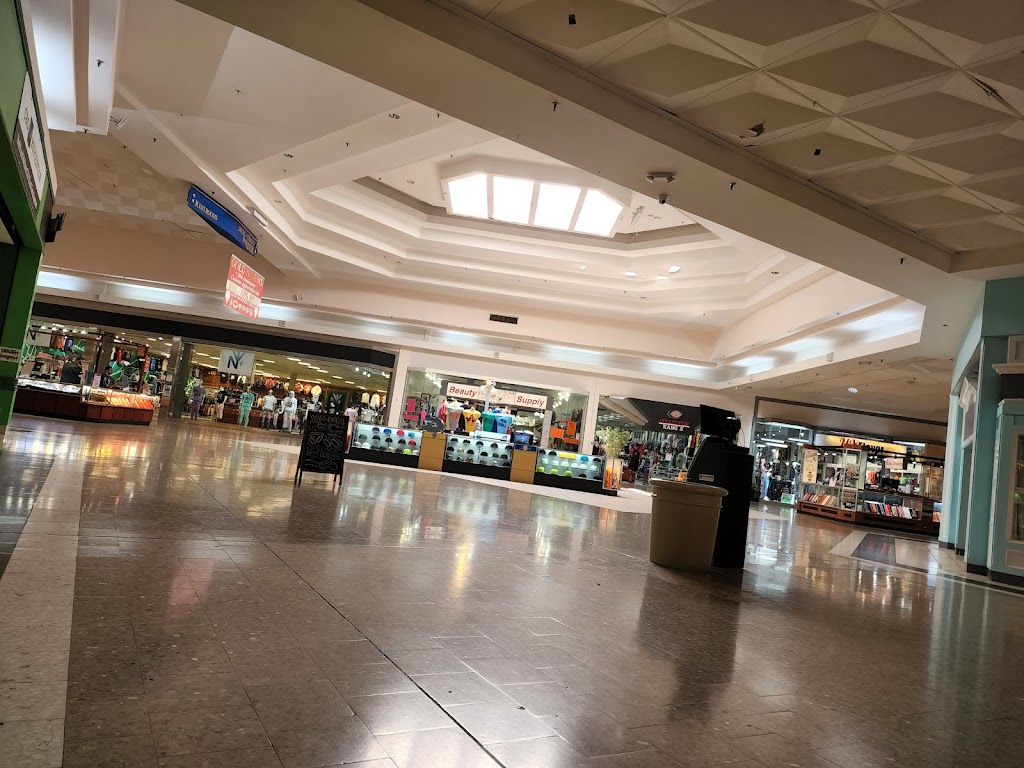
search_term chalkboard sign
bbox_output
[295,412,348,484]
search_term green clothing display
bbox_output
[239,392,255,409]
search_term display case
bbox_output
[14,379,156,425]
[533,449,615,494]
[441,435,514,480]
[348,423,423,468]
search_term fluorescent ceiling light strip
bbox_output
[447,173,488,218]
[574,189,623,236]
[492,176,533,224]
[533,183,580,230]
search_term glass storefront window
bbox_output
[752,420,813,503]
[401,369,582,449]
[1014,434,1024,541]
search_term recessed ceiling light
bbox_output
[354,367,359,372]
[579,265,587,270]
[575,189,623,236]
[332,376,344,380]
[668,265,680,273]
[492,176,533,224]
[848,387,859,393]
[147,338,157,342]
[656,275,667,280]
[262,359,274,363]
[447,173,488,218]
[534,182,580,230]
[287,357,301,362]
[345,380,355,384]
[625,271,638,277]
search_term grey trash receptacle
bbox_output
[649,479,729,571]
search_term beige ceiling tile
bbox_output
[675,0,871,47]
[965,173,1024,208]
[971,55,1024,92]
[754,130,891,174]
[845,92,1011,140]
[870,194,995,229]
[681,91,826,140]
[768,40,949,97]
[449,0,504,15]
[894,0,1024,46]
[818,164,948,203]
[922,219,1024,250]
[911,133,1024,175]
[596,42,751,98]
[492,0,663,50]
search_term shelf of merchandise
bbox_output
[348,424,422,468]
[534,449,615,495]
[797,487,939,535]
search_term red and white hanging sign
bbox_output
[224,255,264,319]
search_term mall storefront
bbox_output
[15,303,394,430]
[751,398,947,536]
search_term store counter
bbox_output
[346,423,615,494]
[15,379,157,425]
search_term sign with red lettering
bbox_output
[224,255,264,319]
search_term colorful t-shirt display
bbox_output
[494,413,514,434]
[463,408,482,433]
[480,411,497,433]
[445,403,464,431]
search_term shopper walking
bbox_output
[189,379,207,420]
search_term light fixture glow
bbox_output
[574,189,623,236]
[668,265,680,273]
[848,387,859,393]
[656,275,667,281]
[625,271,639,277]
[447,173,488,218]
[262,359,274,363]
[287,357,301,362]
[492,176,533,224]
[533,183,580,229]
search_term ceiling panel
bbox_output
[676,0,871,48]
[818,163,948,203]
[845,92,1011,140]
[911,133,1024,176]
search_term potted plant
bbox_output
[597,426,631,458]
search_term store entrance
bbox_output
[180,343,390,433]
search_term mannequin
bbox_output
[463,403,482,433]
[444,399,464,432]
[261,390,278,429]
[214,388,227,421]
[281,391,298,432]
[238,386,255,426]
[370,392,381,410]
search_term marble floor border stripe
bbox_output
[0,458,84,768]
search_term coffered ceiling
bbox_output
[454,0,1024,257]
[31,0,968,415]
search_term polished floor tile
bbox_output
[1,417,1024,768]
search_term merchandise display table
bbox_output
[15,381,156,425]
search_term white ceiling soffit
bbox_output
[29,0,122,135]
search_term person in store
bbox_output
[760,453,772,501]
[214,388,228,421]
[189,378,207,420]
[238,386,255,426]
[60,357,83,384]
[99,366,114,389]
[591,438,606,456]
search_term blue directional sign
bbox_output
[187,185,258,255]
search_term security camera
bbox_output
[657,194,669,205]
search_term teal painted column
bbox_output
[0,243,42,446]
[964,336,1006,570]
[940,395,962,546]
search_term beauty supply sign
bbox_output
[444,382,549,410]
[223,255,265,319]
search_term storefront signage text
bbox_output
[815,434,907,455]
[224,255,265,320]
[444,382,549,410]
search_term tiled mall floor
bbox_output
[2,417,1023,768]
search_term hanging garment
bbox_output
[370,393,381,409]
[445,403,464,431]
[463,408,482,433]
[361,392,371,404]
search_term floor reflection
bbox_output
[4,416,1024,767]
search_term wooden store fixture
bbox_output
[796,496,940,536]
